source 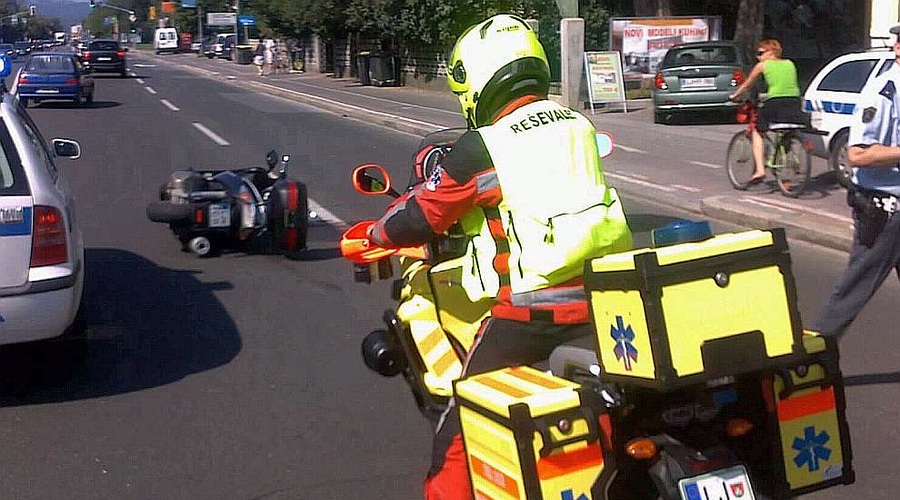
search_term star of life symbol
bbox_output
[793,425,832,472]
[610,315,638,371]
[560,489,589,500]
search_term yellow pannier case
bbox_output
[456,366,610,500]
[769,333,854,497]
[585,228,806,391]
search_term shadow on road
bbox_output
[0,248,242,405]
[844,372,900,386]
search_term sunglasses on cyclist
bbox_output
[756,50,767,56]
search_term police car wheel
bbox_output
[829,130,851,188]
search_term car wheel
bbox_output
[829,130,851,188]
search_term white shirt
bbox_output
[850,61,900,192]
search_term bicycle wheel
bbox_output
[725,132,754,190]
[774,134,811,197]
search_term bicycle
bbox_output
[725,99,812,197]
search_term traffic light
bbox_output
[28,5,35,15]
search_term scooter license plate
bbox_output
[678,465,756,500]
[209,203,230,228]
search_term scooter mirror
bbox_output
[596,132,614,158]
[265,149,278,168]
[352,164,397,197]
[281,154,290,163]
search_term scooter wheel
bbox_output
[188,236,213,257]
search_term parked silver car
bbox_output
[0,58,85,346]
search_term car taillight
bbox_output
[654,72,668,90]
[81,50,91,59]
[731,70,745,87]
[31,205,68,267]
[17,76,27,84]
[65,77,79,85]
[117,51,125,58]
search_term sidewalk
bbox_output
[137,52,855,253]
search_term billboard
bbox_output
[609,17,722,77]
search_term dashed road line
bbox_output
[691,160,723,169]
[135,78,145,84]
[605,172,676,192]
[616,144,646,154]
[672,184,701,192]
[145,86,158,95]
[192,122,230,146]
[160,99,180,112]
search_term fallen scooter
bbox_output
[147,150,309,257]
[340,132,854,499]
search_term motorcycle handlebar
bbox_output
[339,221,427,264]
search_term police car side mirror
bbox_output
[52,138,81,160]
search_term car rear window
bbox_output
[89,41,120,51]
[661,46,737,68]
[818,59,878,93]
[25,55,75,72]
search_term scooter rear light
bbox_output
[31,205,68,267]
[625,437,658,460]
[726,418,755,437]
[82,51,91,59]
[195,208,205,224]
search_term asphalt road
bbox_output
[0,55,894,500]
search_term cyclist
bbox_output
[729,38,805,184]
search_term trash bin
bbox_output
[369,51,398,87]
[234,45,253,65]
[357,51,371,85]
[290,47,305,72]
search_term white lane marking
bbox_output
[616,144,646,154]
[289,80,459,117]
[249,81,445,130]
[742,196,853,223]
[160,99,180,112]
[132,64,156,68]
[192,122,230,146]
[135,78,145,84]
[691,161,723,169]
[605,172,676,192]
[145,86,158,95]
[308,199,348,231]
[672,184,701,192]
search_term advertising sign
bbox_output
[181,0,197,8]
[609,17,722,77]
[238,14,255,26]
[207,12,236,26]
[583,51,626,113]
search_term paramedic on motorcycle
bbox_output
[365,14,632,499]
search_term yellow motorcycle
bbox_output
[341,131,854,500]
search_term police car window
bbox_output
[877,59,895,77]
[0,121,27,195]
[16,106,58,181]
[0,147,12,189]
[818,59,877,93]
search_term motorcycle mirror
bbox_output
[281,154,290,163]
[265,149,278,168]
[596,131,614,158]
[352,164,399,197]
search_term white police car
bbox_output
[803,47,895,187]
[0,53,86,347]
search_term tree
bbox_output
[633,0,671,17]
[732,0,763,62]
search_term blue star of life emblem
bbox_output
[793,425,832,472]
[610,315,638,371]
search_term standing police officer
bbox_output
[365,14,632,499]
[815,24,900,338]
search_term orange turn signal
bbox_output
[726,418,755,437]
[625,438,658,460]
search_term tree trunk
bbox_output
[632,0,672,17]
[733,0,763,62]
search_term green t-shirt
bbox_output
[763,59,801,98]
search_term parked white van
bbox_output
[803,47,895,187]
[154,27,178,54]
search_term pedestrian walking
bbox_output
[263,38,276,76]
[814,24,900,339]
[253,40,265,76]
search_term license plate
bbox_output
[98,57,111,61]
[35,88,59,94]
[208,203,230,228]
[681,77,716,89]
[678,465,756,500]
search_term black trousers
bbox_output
[815,209,900,338]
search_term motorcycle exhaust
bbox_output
[361,329,408,377]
